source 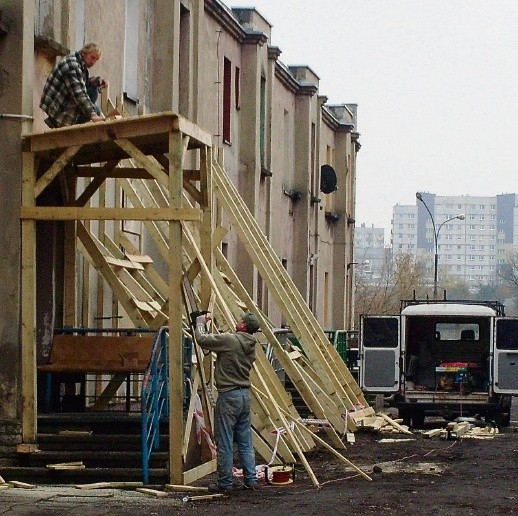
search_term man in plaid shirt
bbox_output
[40,42,108,128]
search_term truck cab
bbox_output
[360,300,518,427]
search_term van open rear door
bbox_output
[360,315,400,392]
[493,317,518,394]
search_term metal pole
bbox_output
[416,193,438,299]
[433,248,439,299]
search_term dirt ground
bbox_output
[2,419,517,515]
[188,422,518,516]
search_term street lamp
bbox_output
[416,192,465,299]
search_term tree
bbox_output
[354,252,428,327]
[498,250,518,289]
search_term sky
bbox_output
[239,0,518,232]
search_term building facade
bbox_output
[0,0,359,447]
[391,192,518,287]
[354,223,386,282]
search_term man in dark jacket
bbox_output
[194,312,260,493]
[40,42,107,128]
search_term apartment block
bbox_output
[392,192,517,287]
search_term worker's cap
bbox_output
[242,312,260,334]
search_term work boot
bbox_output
[243,483,260,491]
[208,483,233,494]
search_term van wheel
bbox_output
[399,409,411,427]
[411,411,425,429]
[496,411,511,428]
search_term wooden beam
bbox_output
[182,459,218,485]
[75,165,154,180]
[34,145,81,198]
[74,160,119,206]
[20,206,201,221]
[20,151,36,443]
[168,129,185,485]
[114,138,169,188]
[172,115,212,147]
[77,223,150,328]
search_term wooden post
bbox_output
[20,151,37,443]
[199,145,213,310]
[168,128,185,484]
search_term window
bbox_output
[222,57,232,144]
[362,318,399,348]
[469,225,476,230]
[495,319,518,350]
[435,323,479,341]
[124,0,139,100]
[235,66,241,109]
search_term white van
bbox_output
[359,300,517,427]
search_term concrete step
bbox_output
[17,449,169,469]
[37,433,169,452]
[0,465,168,484]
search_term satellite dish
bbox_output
[320,165,337,194]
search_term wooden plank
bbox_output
[164,484,209,493]
[173,115,212,147]
[211,163,357,411]
[136,488,168,497]
[9,481,35,489]
[377,413,413,435]
[213,248,344,445]
[212,160,369,412]
[75,165,154,179]
[24,112,180,154]
[182,458,218,485]
[34,144,81,198]
[90,374,127,410]
[181,373,201,459]
[105,256,145,270]
[16,443,39,453]
[20,206,201,221]
[114,138,169,188]
[77,223,150,327]
[168,129,185,485]
[183,493,225,502]
[74,160,119,206]
[47,463,86,471]
[253,386,372,482]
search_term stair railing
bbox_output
[141,327,169,484]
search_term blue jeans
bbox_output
[214,387,257,489]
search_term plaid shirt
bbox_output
[39,51,102,127]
